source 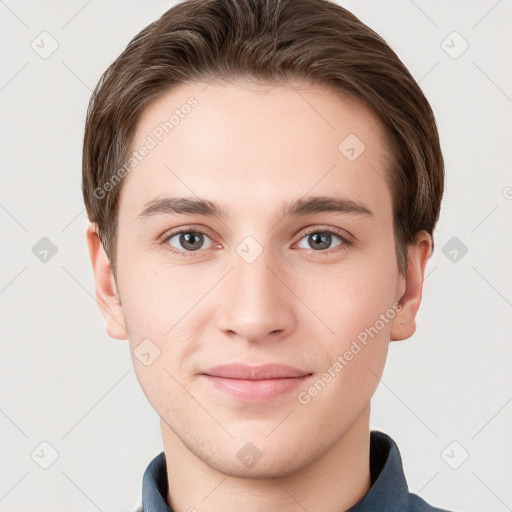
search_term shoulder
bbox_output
[408,492,458,512]
[369,430,460,512]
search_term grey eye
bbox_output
[296,231,343,251]
[168,231,213,251]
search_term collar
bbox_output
[138,430,450,511]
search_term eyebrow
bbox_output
[137,195,373,220]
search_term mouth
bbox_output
[199,363,313,402]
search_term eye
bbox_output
[164,228,215,254]
[294,228,351,253]
[161,225,352,257]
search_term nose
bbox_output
[214,248,297,344]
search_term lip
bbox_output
[202,363,310,379]
[200,363,313,402]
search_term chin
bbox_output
[188,430,316,479]
[207,448,311,480]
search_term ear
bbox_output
[86,223,128,340]
[390,230,432,342]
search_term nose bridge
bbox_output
[215,244,295,341]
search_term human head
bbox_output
[83,0,444,487]
[82,0,444,281]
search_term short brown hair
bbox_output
[82,0,444,278]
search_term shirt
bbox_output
[132,430,455,512]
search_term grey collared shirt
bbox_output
[134,430,455,511]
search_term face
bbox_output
[88,80,430,478]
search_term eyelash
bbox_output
[161,225,353,257]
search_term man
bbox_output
[82,0,454,510]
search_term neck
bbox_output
[161,406,372,512]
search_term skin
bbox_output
[87,80,431,512]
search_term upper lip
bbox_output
[201,363,311,380]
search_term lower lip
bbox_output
[201,374,312,401]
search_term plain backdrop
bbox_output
[0,1,511,511]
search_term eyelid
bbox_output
[161,224,216,242]
[293,225,354,245]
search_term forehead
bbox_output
[119,80,392,220]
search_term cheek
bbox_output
[303,263,398,346]
[118,258,196,333]
[302,280,393,421]
[119,262,207,380]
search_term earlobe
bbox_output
[390,231,432,342]
[86,223,128,340]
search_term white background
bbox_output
[0,1,511,511]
